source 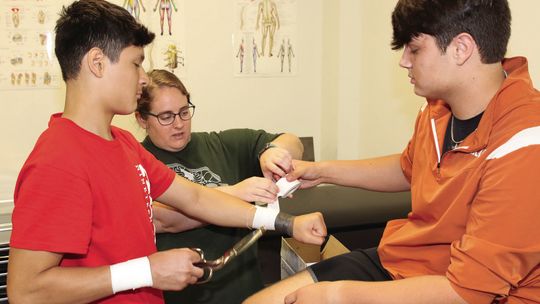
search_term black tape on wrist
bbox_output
[275,212,295,236]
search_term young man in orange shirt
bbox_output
[246,0,540,303]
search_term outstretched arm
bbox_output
[154,176,280,233]
[288,154,410,192]
[156,175,326,244]
[153,201,205,233]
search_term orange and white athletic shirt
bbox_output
[379,57,540,304]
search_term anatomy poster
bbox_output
[0,0,62,90]
[112,0,187,78]
[234,0,297,77]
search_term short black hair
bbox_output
[391,0,511,63]
[55,0,155,80]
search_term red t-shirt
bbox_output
[11,114,176,303]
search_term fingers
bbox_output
[190,264,204,280]
[292,213,327,245]
[286,160,305,181]
[239,177,279,203]
[263,161,288,179]
[260,148,293,178]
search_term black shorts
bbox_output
[307,247,392,282]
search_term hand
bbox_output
[285,282,339,304]
[292,212,326,245]
[230,177,278,204]
[259,146,293,180]
[148,248,204,291]
[287,160,324,189]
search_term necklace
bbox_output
[450,115,464,148]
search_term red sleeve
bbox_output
[11,164,92,254]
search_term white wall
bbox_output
[2,0,540,200]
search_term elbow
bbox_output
[7,283,35,304]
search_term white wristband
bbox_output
[252,205,279,230]
[110,256,153,294]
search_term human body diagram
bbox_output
[256,0,280,57]
[234,0,297,76]
[123,0,146,20]
[153,0,178,35]
[236,39,245,73]
[252,38,261,73]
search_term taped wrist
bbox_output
[110,256,153,294]
[252,205,279,230]
[251,206,295,236]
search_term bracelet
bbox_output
[110,257,153,294]
[257,142,278,159]
[275,212,295,236]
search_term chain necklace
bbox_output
[450,115,464,149]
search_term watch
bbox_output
[257,142,278,159]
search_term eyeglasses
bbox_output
[142,105,196,126]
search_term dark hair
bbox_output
[137,69,191,117]
[391,0,511,63]
[55,0,155,80]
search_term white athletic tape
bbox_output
[110,256,153,294]
[252,205,279,230]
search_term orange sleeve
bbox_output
[447,146,540,302]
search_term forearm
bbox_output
[319,154,410,192]
[153,202,205,233]
[158,176,255,228]
[271,133,304,160]
[8,249,112,304]
[216,184,240,199]
[335,276,466,304]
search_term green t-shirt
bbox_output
[142,128,279,304]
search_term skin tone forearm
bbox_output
[271,133,304,160]
[157,175,258,229]
[285,275,467,304]
[154,177,279,233]
[157,176,326,245]
[7,249,112,304]
[153,201,204,233]
[289,154,410,192]
[8,247,203,304]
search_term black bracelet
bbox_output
[275,212,295,236]
[257,142,278,159]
